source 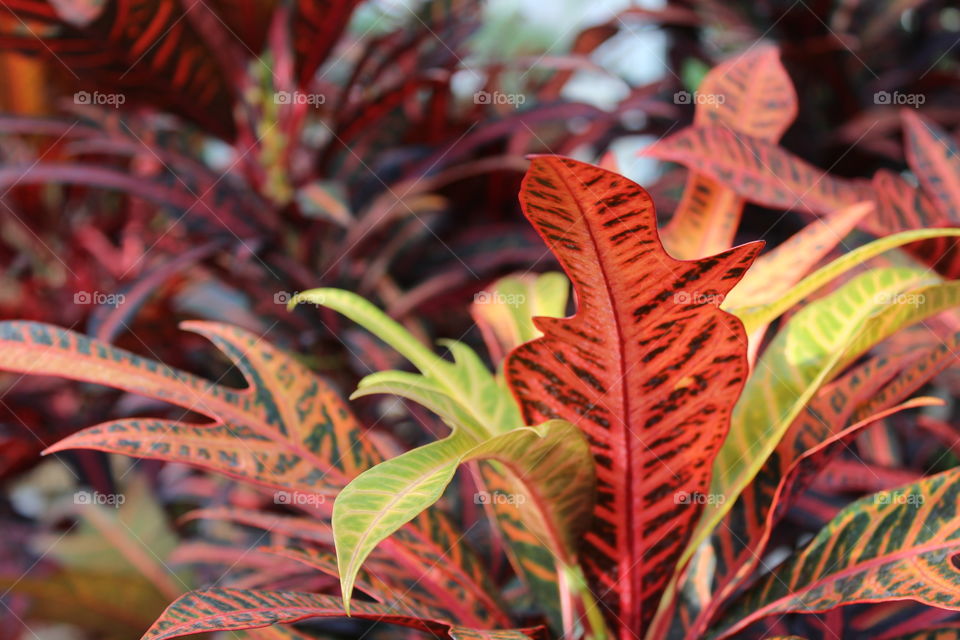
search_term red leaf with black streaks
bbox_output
[505,155,762,637]
[142,588,545,640]
[645,126,870,215]
[903,110,960,223]
[292,0,362,85]
[1,0,243,138]
[868,170,960,278]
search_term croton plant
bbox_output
[4,43,960,640]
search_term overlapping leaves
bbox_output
[291,288,595,618]
[0,321,380,494]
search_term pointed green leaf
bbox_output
[293,288,522,436]
[333,420,594,614]
[729,228,960,334]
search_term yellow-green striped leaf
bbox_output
[293,288,522,437]
[730,228,960,335]
[333,420,594,614]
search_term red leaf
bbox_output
[142,588,545,640]
[645,125,870,215]
[902,110,960,223]
[505,155,761,636]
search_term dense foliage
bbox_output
[2,2,960,640]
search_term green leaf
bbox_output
[293,288,522,437]
[467,271,571,632]
[470,271,570,362]
[333,420,594,614]
[730,228,960,334]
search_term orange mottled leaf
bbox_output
[699,334,957,638]
[715,467,960,639]
[505,155,761,636]
[902,110,960,223]
[662,45,796,259]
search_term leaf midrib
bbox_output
[546,162,635,615]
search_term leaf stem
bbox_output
[561,563,609,640]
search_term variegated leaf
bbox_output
[713,468,960,639]
[142,588,544,640]
[331,420,594,613]
[0,322,381,495]
[504,155,761,636]
[645,125,870,215]
[662,45,796,259]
